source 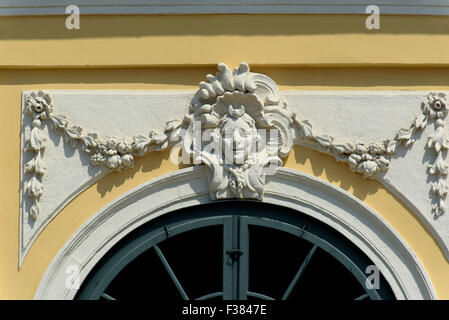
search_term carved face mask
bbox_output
[220,117,257,165]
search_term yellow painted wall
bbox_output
[1,14,449,299]
[2,15,449,68]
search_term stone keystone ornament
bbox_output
[178,62,295,200]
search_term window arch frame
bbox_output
[35,167,437,300]
[75,201,396,300]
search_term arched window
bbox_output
[76,201,395,300]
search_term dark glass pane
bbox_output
[248,224,315,299]
[200,293,223,301]
[158,225,223,300]
[104,247,182,301]
[287,247,366,300]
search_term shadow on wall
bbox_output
[95,143,382,200]
[287,145,449,261]
[288,145,380,200]
[95,148,190,198]
[95,144,416,202]
[2,67,449,89]
[89,144,447,261]
[1,14,449,40]
[94,143,383,201]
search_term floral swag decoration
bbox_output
[23,63,448,221]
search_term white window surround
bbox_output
[34,166,437,300]
[1,0,449,16]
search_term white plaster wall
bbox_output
[20,90,449,265]
[285,92,424,144]
[20,91,192,264]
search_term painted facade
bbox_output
[1,2,449,299]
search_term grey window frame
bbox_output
[76,201,395,300]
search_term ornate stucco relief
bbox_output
[23,63,295,209]
[294,92,449,215]
[20,63,449,265]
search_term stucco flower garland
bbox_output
[425,94,449,215]
[24,91,51,220]
[23,62,293,219]
[23,65,449,219]
[294,92,449,216]
[24,91,185,220]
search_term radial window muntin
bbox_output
[76,201,395,301]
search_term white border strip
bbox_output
[2,1,449,16]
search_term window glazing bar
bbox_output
[281,244,318,300]
[154,244,189,300]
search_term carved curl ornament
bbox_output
[24,63,449,221]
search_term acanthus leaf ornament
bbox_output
[22,65,449,220]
